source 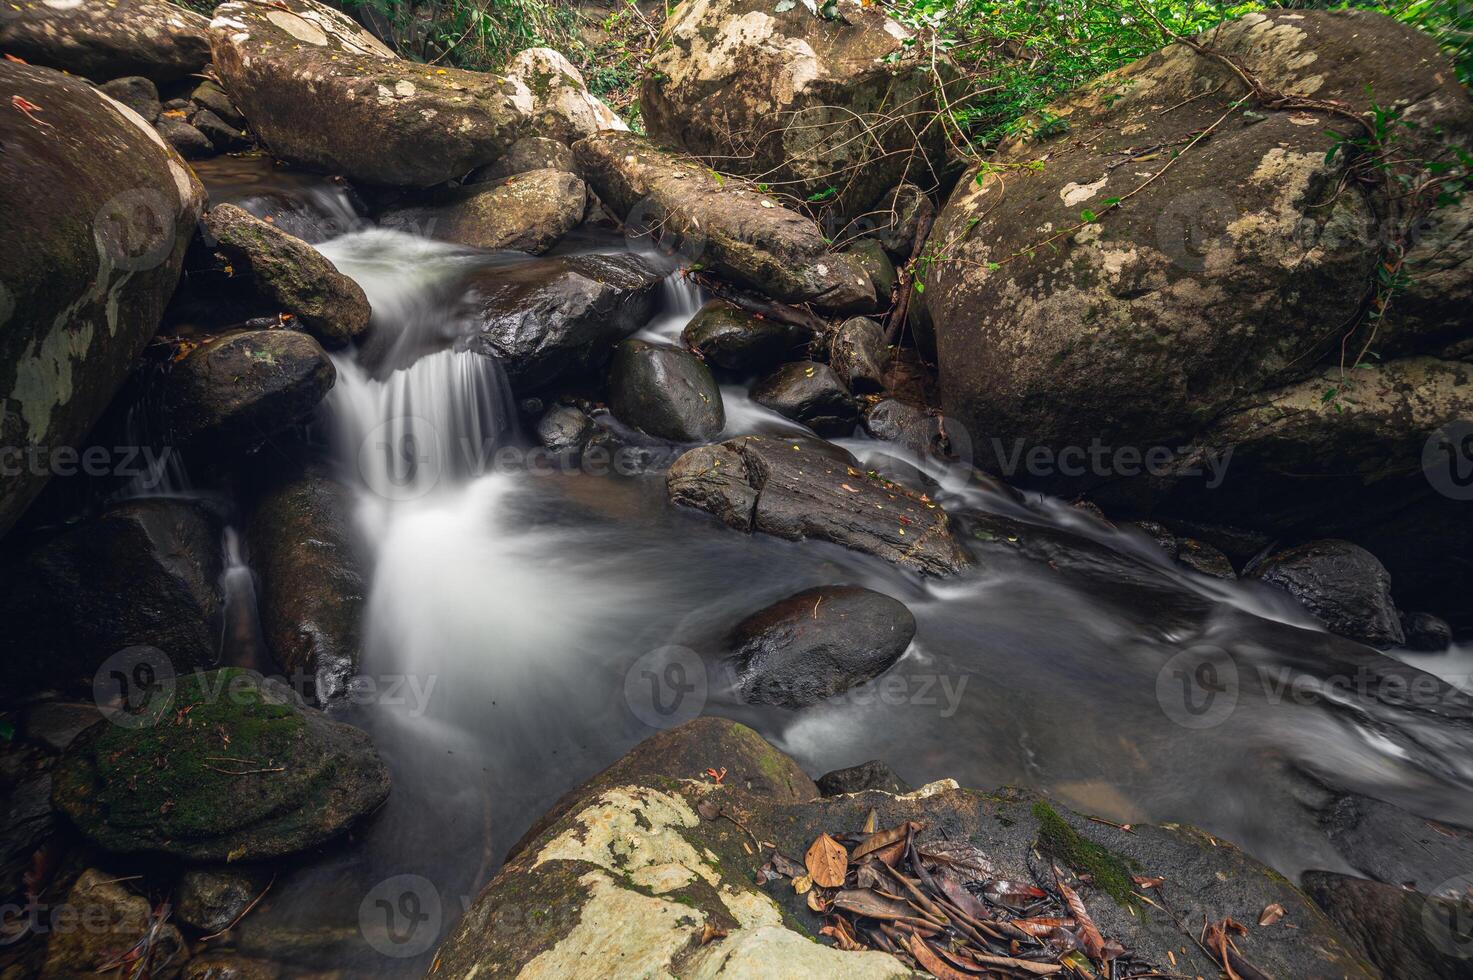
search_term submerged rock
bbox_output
[0,62,204,537]
[667,435,971,576]
[203,204,371,347]
[41,869,185,976]
[727,585,916,708]
[609,340,725,443]
[53,668,389,861]
[751,361,859,436]
[573,131,874,310]
[1248,540,1404,648]
[681,300,810,374]
[0,0,210,82]
[382,168,586,254]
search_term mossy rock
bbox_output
[53,668,388,860]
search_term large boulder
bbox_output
[208,0,527,186]
[53,668,389,861]
[919,10,1473,469]
[381,169,586,254]
[0,62,205,536]
[0,0,210,82]
[573,131,874,310]
[1247,540,1404,648]
[466,252,663,390]
[608,340,725,443]
[641,0,942,228]
[750,360,858,436]
[681,300,811,374]
[667,435,971,576]
[1303,871,1472,980]
[504,46,627,143]
[203,204,371,348]
[435,719,1373,978]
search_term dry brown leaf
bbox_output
[904,933,974,980]
[698,923,728,946]
[805,833,848,889]
[793,874,812,895]
[1258,902,1286,926]
[1055,869,1114,963]
[852,821,922,862]
[1131,874,1165,889]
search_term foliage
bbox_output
[333,0,579,71]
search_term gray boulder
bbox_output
[99,75,160,122]
[828,316,888,394]
[681,300,810,374]
[751,361,858,436]
[609,340,725,443]
[474,135,576,182]
[156,115,213,158]
[382,169,586,254]
[0,0,210,82]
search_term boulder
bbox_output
[918,11,1473,470]
[1302,871,1471,980]
[177,866,272,933]
[816,760,911,797]
[435,719,1372,978]
[573,131,874,310]
[203,204,371,347]
[191,107,252,151]
[536,403,596,457]
[209,0,526,186]
[667,435,971,576]
[842,238,896,304]
[155,115,214,158]
[191,78,246,127]
[247,470,365,702]
[99,75,161,122]
[0,499,223,689]
[382,169,586,254]
[41,869,185,977]
[504,46,626,144]
[641,0,943,228]
[466,252,663,390]
[726,585,916,708]
[473,135,576,182]
[751,361,858,436]
[1248,540,1404,648]
[0,62,204,536]
[680,300,810,374]
[1401,612,1453,652]
[828,315,887,393]
[0,0,210,82]
[846,182,933,260]
[609,340,725,443]
[53,668,390,861]
[152,330,336,453]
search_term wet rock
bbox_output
[100,75,161,122]
[473,135,576,182]
[0,743,57,901]
[190,78,246,127]
[0,0,210,82]
[1302,871,1469,980]
[667,435,971,576]
[466,252,663,390]
[1401,612,1453,652]
[0,62,204,537]
[203,204,371,347]
[1248,540,1404,648]
[156,115,214,158]
[842,239,897,305]
[191,107,252,151]
[182,957,282,980]
[574,131,874,310]
[816,760,912,797]
[177,866,271,933]
[680,300,810,374]
[1175,538,1236,579]
[382,169,586,254]
[209,0,526,186]
[849,182,933,260]
[247,470,365,703]
[53,668,390,861]
[751,362,858,436]
[919,11,1473,480]
[437,719,1373,979]
[609,340,725,443]
[41,869,186,977]
[536,404,596,457]
[863,398,944,458]
[22,702,102,753]
[828,316,888,394]
[641,0,943,227]
[727,586,915,708]
[504,47,626,144]
[153,330,336,453]
[0,499,223,689]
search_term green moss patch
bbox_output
[1031,801,1139,910]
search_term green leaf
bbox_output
[1080,209,1097,222]
[912,280,925,293]
[806,186,839,203]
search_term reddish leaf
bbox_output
[805,833,849,889]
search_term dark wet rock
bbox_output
[751,361,858,436]
[829,316,888,394]
[842,240,896,306]
[850,182,933,260]
[474,135,576,183]
[680,300,810,374]
[153,330,336,453]
[0,0,210,82]
[609,340,724,443]
[863,398,945,458]
[156,115,214,158]
[1,743,57,901]
[247,470,365,703]
[667,435,971,576]
[816,760,912,797]
[574,131,874,310]
[0,499,223,689]
[1175,537,1236,579]
[641,0,943,228]
[1248,540,1404,648]
[728,586,915,708]
[0,62,204,537]
[536,404,596,457]
[182,956,283,980]
[177,866,272,933]
[100,75,161,122]
[209,0,526,187]
[1402,612,1453,652]
[22,702,102,753]
[191,78,246,127]
[1303,871,1470,980]
[466,252,663,391]
[503,46,626,144]
[203,205,370,347]
[192,107,252,151]
[437,719,1372,979]
[41,869,186,977]
[382,169,585,254]
[53,668,389,861]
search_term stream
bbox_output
[188,158,1473,975]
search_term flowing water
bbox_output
[189,160,1473,975]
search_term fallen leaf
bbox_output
[698,922,727,946]
[905,932,974,980]
[805,833,848,889]
[852,821,922,861]
[1131,875,1165,890]
[1258,903,1285,926]
[793,874,812,895]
